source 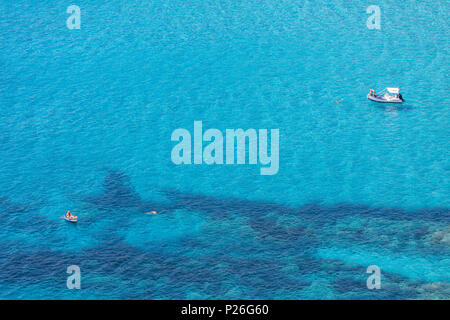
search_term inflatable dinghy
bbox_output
[64,215,78,223]
[367,88,404,103]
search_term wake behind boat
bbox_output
[368,88,404,103]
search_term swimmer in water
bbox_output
[144,211,158,215]
[333,99,344,103]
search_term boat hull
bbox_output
[64,216,78,223]
[367,94,403,103]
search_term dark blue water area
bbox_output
[0,170,448,299]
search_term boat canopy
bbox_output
[386,87,400,94]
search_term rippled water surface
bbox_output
[0,1,449,299]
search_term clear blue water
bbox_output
[0,0,449,299]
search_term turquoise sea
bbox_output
[0,1,449,299]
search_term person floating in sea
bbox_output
[333,98,344,103]
[144,211,158,215]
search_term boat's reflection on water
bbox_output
[375,103,414,112]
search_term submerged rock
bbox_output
[417,282,450,300]
[430,226,450,244]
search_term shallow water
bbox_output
[0,1,449,299]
